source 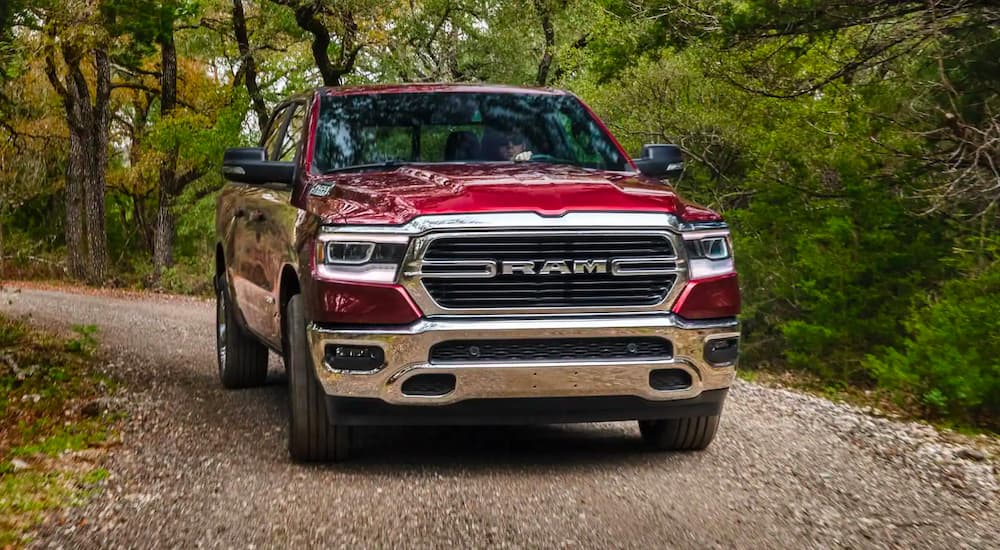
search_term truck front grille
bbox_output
[419,234,678,309]
[429,337,673,364]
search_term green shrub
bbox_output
[156,258,213,296]
[865,261,1000,427]
[64,324,99,356]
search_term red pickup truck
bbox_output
[215,84,740,461]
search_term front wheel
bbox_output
[285,294,350,462]
[638,415,720,451]
[216,277,268,389]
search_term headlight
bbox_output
[319,242,408,265]
[682,230,734,280]
[684,236,731,261]
[323,242,375,264]
[315,232,409,283]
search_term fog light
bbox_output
[324,344,385,372]
[704,336,739,366]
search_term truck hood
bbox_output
[302,163,721,225]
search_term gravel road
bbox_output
[2,286,997,549]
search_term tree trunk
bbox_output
[131,192,155,257]
[43,25,110,285]
[280,1,359,86]
[153,25,178,282]
[124,95,154,257]
[534,0,555,87]
[152,188,173,275]
[65,129,87,279]
[81,47,111,285]
[232,0,268,134]
[81,139,109,284]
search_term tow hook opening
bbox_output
[401,373,457,397]
[649,368,692,391]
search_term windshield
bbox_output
[312,92,630,173]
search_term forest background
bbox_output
[1,0,997,430]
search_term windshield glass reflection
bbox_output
[313,92,629,173]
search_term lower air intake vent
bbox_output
[429,337,672,364]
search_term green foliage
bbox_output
[155,258,213,295]
[0,465,111,546]
[866,258,1000,426]
[173,190,217,260]
[571,4,997,430]
[764,191,949,378]
[64,325,99,356]
[0,319,26,348]
[10,421,110,457]
[0,315,116,545]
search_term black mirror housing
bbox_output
[633,144,684,180]
[222,147,295,186]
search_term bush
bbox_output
[156,258,213,296]
[866,260,1000,428]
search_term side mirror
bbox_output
[633,144,684,180]
[222,147,294,186]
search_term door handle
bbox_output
[234,208,247,219]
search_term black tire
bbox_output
[216,277,268,389]
[285,294,350,462]
[638,415,720,451]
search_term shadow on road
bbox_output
[341,423,654,470]
[183,364,692,472]
[268,375,665,470]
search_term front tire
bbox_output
[216,277,268,389]
[285,294,350,462]
[638,415,720,451]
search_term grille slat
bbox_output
[427,250,668,257]
[428,284,671,293]
[420,234,678,309]
[430,337,673,364]
[429,279,670,288]
[428,296,666,304]
[431,291,668,298]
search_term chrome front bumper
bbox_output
[307,315,738,407]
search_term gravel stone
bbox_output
[955,448,988,462]
[2,286,998,549]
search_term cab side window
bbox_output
[277,104,306,162]
[263,106,290,160]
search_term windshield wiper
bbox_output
[322,160,411,174]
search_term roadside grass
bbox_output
[737,367,1000,441]
[0,315,119,548]
[737,367,907,416]
[1,242,214,297]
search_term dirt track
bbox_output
[2,286,996,549]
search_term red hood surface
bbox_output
[302,163,721,225]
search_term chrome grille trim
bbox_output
[402,229,689,316]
